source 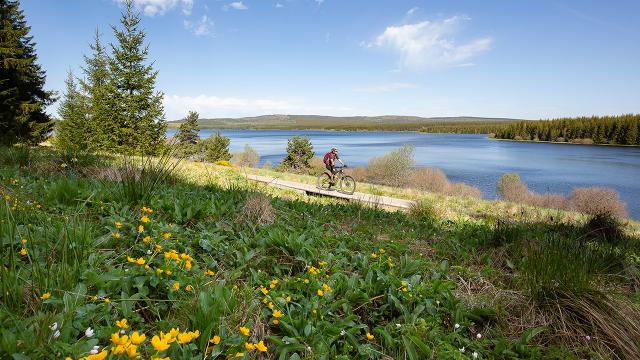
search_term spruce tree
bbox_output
[55,70,89,150]
[80,28,110,151]
[0,0,54,145]
[175,110,200,144]
[104,0,166,154]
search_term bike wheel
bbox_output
[339,175,356,194]
[317,172,332,190]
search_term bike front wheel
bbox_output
[339,175,356,194]
[317,172,332,190]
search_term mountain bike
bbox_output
[316,166,356,195]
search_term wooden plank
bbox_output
[245,174,415,209]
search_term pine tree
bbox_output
[0,0,54,145]
[201,132,231,162]
[174,110,200,158]
[104,0,166,154]
[80,28,110,151]
[55,71,89,150]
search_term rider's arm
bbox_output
[337,158,345,166]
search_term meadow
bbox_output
[1,146,639,359]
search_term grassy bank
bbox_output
[1,147,639,359]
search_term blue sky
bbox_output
[23,0,640,120]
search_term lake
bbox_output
[167,129,640,219]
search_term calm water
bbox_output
[167,129,640,219]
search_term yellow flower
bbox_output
[262,297,268,304]
[322,283,332,292]
[151,335,170,351]
[267,302,274,309]
[140,216,150,223]
[154,244,162,252]
[115,318,129,329]
[40,292,51,300]
[239,326,250,336]
[371,253,378,259]
[366,332,375,341]
[138,225,144,233]
[136,257,145,265]
[177,332,194,344]
[209,335,221,345]
[143,236,151,243]
[113,232,121,239]
[156,268,164,275]
[260,286,269,295]
[19,248,27,256]
[165,270,172,276]
[185,260,192,270]
[402,287,408,292]
[144,265,150,270]
[172,282,180,291]
[151,357,169,360]
[125,344,138,358]
[205,269,215,276]
[115,221,122,229]
[163,232,172,239]
[317,289,324,297]
[21,239,27,244]
[130,331,146,345]
[273,319,279,325]
[103,297,110,303]
[86,350,108,360]
[272,309,282,318]
[234,353,244,358]
[256,340,268,353]
[185,285,193,292]
[308,266,320,275]
[286,296,291,303]
[303,279,309,284]
[111,332,129,346]
[245,342,255,350]
[379,248,385,254]
[318,261,327,267]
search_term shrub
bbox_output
[280,136,314,171]
[528,193,569,210]
[262,160,273,169]
[111,152,180,205]
[446,182,482,198]
[367,145,414,187]
[236,192,275,225]
[231,144,260,167]
[408,167,448,193]
[409,199,440,220]
[308,156,326,175]
[497,173,530,202]
[582,213,625,242]
[568,187,628,218]
[200,132,231,163]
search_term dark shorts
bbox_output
[326,164,334,173]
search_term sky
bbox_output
[22,0,640,120]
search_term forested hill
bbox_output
[494,114,640,146]
[168,114,521,131]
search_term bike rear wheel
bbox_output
[339,175,356,194]
[317,172,332,190]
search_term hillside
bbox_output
[168,114,522,131]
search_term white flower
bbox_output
[472,351,478,359]
[459,347,465,353]
[396,324,401,328]
[585,335,591,341]
[120,329,125,334]
[340,330,346,336]
[454,323,460,329]
[53,330,61,339]
[476,333,482,339]
[90,346,100,354]
[85,327,94,338]
[49,322,58,331]
[436,300,440,305]
[146,250,152,255]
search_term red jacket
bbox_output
[323,152,338,165]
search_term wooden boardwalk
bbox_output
[245,174,415,210]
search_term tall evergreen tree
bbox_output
[55,70,89,150]
[104,0,166,154]
[175,110,200,144]
[80,28,110,151]
[0,0,54,145]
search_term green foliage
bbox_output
[231,144,260,167]
[102,0,166,155]
[112,152,180,205]
[367,144,415,187]
[0,0,54,145]
[495,114,640,145]
[173,110,201,158]
[55,71,89,151]
[281,136,314,171]
[200,132,231,162]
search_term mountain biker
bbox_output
[323,147,345,184]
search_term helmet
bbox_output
[331,147,338,152]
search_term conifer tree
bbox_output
[104,0,166,154]
[0,0,54,145]
[174,110,200,158]
[80,28,110,151]
[55,71,89,150]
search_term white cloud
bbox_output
[406,7,419,16]
[225,1,248,10]
[372,16,492,69]
[117,0,194,17]
[315,0,325,4]
[184,15,213,36]
[275,2,284,8]
[354,83,418,93]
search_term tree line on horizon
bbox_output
[494,114,640,145]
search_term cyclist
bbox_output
[323,147,345,185]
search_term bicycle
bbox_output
[316,166,356,195]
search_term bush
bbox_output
[409,199,440,220]
[497,173,530,202]
[280,136,314,171]
[231,144,260,167]
[367,145,414,187]
[200,132,231,163]
[408,167,448,193]
[568,187,628,218]
[582,213,625,242]
[446,182,482,198]
[236,192,275,225]
[308,156,326,175]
